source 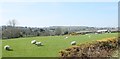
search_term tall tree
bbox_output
[8,19,17,27]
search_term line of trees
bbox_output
[2,20,69,39]
[2,26,70,39]
[1,19,118,39]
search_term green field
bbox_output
[0,40,2,58]
[2,33,118,57]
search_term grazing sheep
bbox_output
[4,45,11,50]
[65,37,68,39]
[71,41,76,45]
[31,40,36,44]
[35,42,43,46]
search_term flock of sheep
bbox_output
[31,40,43,46]
[4,36,77,51]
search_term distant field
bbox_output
[2,33,118,57]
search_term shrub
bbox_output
[59,37,118,57]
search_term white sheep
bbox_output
[31,40,36,44]
[65,36,68,39]
[71,41,76,45]
[4,45,11,50]
[35,42,43,46]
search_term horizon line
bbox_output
[1,25,118,28]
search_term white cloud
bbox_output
[0,0,119,2]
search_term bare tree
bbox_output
[8,19,17,27]
[2,19,21,39]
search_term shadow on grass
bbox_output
[6,49,13,51]
[36,45,44,47]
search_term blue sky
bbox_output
[0,2,118,27]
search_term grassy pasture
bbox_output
[0,40,2,59]
[2,33,118,57]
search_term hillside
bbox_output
[2,33,117,57]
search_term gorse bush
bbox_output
[59,37,118,57]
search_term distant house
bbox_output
[75,31,93,35]
[96,30,108,34]
[110,29,118,33]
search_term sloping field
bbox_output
[0,40,2,58]
[2,33,118,57]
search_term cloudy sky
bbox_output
[0,0,118,27]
